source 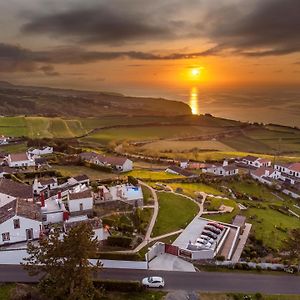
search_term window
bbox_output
[13,219,20,229]
[2,232,10,241]
[79,203,83,211]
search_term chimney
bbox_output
[40,192,45,207]
[58,191,62,199]
[223,160,228,167]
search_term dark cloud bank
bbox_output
[1,0,300,74]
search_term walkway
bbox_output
[231,223,252,263]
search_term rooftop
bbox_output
[0,199,42,224]
[0,178,33,199]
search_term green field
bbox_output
[54,165,117,180]
[168,183,223,197]
[152,192,199,237]
[125,169,184,180]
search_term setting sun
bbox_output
[191,68,200,76]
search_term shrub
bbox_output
[107,235,133,248]
[128,176,138,186]
[101,218,115,227]
[93,280,142,292]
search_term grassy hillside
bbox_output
[0,81,191,117]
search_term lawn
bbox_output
[168,183,223,197]
[141,185,153,205]
[0,142,28,153]
[82,125,227,145]
[205,197,238,211]
[199,293,300,300]
[0,283,15,300]
[141,140,235,152]
[152,192,199,237]
[125,169,184,180]
[242,207,300,249]
[54,165,117,180]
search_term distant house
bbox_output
[32,177,58,195]
[187,162,210,170]
[0,199,43,245]
[165,166,198,178]
[79,152,133,172]
[67,174,90,186]
[179,161,189,169]
[0,136,9,145]
[67,189,93,217]
[202,161,239,177]
[6,152,35,168]
[275,162,300,179]
[251,167,280,180]
[241,155,271,168]
[274,162,300,185]
[28,146,53,156]
[0,178,33,208]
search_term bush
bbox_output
[107,235,133,248]
[101,218,115,227]
[215,255,225,261]
[128,176,138,186]
[93,280,142,292]
[96,252,140,261]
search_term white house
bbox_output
[6,152,35,168]
[202,161,239,176]
[33,177,58,195]
[251,167,280,179]
[242,155,272,168]
[67,189,93,216]
[79,152,133,172]
[28,146,53,156]
[0,178,33,208]
[0,199,43,245]
[41,193,67,225]
[0,136,9,145]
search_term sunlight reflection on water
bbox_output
[189,87,199,115]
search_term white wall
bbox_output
[8,157,35,168]
[43,211,64,224]
[68,197,93,213]
[29,147,53,156]
[0,215,41,245]
[120,159,133,172]
[0,193,16,208]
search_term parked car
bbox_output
[142,276,165,288]
[202,230,217,239]
[200,235,214,243]
[208,222,224,230]
[203,242,212,248]
[205,225,221,235]
[196,238,207,244]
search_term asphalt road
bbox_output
[1,265,299,294]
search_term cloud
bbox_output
[202,0,300,56]
[19,0,300,57]
[21,1,179,45]
[0,42,221,74]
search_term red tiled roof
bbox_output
[289,163,300,172]
[9,153,29,162]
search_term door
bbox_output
[26,228,33,240]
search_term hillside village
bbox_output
[0,138,299,273]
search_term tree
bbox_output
[23,223,102,300]
[284,228,300,271]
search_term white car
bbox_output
[196,238,207,244]
[142,276,165,288]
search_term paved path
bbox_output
[231,223,252,263]
[2,265,300,294]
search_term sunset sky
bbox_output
[0,0,300,93]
